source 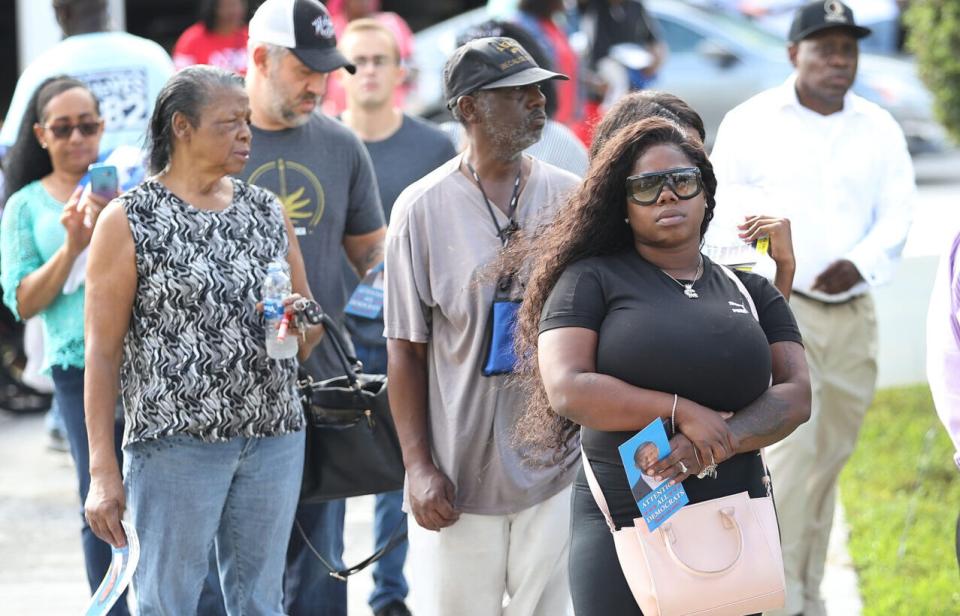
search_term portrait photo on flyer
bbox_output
[618,419,689,532]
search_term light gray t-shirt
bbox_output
[384,154,581,515]
[243,113,384,379]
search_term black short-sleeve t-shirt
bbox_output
[540,250,802,525]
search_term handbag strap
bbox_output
[715,262,773,493]
[317,311,362,386]
[295,513,407,580]
[581,447,618,533]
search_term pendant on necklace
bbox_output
[683,286,699,299]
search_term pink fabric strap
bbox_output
[716,263,773,490]
[581,447,618,532]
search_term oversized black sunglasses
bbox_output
[44,120,102,140]
[625,167,703,206]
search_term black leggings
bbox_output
[569,475,643,616]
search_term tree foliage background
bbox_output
[906,1,960,143]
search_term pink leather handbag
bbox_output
[579,264,786,616]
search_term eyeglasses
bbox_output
[44,121,101,140]
[625,167,703,206]
[350,55,396,69]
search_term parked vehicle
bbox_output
[407,0,948,154]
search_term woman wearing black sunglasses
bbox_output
[512,117,811,614]
[590,90,797,300]
[0,76,128,615]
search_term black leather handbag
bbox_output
[298,312,405,503]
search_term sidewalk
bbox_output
[0,411,387,614]
[0,409,860,614]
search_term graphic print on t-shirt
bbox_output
[81,68,149,133]
[247,158,326,235]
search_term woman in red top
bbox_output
[515,0,580,127]
[173,0,249,76]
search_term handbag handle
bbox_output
[661,507,744,576]
[316,311,362,387]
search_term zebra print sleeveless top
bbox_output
[119,178,303,446]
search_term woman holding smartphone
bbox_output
[0,76,126,614]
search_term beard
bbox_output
[266,71,318,128]
[476,97,546,156]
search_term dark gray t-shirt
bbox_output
[242,113,384,379]
[344,114,457,348]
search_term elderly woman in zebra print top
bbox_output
[83,66,322,614]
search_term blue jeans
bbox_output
[356,341,409,612]
[51,366,129,616]
[124,430,304,615]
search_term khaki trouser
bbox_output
[765,293,878,616]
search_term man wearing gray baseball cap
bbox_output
[384,36,578,616]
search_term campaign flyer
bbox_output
[618,419,689,532]
[84,521,140,616]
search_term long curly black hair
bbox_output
[512,116,717,453]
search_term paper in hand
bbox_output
[83,521,140,616]
[618,419,689,532]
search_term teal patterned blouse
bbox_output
[1,180,85,371]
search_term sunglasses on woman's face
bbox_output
[625,167,703,206]
[44,121,101,140]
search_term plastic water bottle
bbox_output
[262,260,298,359]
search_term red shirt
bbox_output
[539,18,579,126]
[173,23,249,76]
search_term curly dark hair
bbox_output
[512,117,717,453]
[590,91,707,159]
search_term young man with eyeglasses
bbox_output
[384,37,580,616]
[711,3,915,615]
[335,18,456,616]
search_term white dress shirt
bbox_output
[710,75,915,302]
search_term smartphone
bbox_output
[88,164,119,199]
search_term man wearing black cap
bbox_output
[711,3,915,615]
[384,37,580,616]
[240,1,387,614]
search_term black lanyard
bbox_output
[465,161,522,247]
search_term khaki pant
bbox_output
[766,294,877,616]
[407,484,573,616]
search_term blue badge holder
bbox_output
[481,275,521,377]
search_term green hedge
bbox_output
[906,1,960,143]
